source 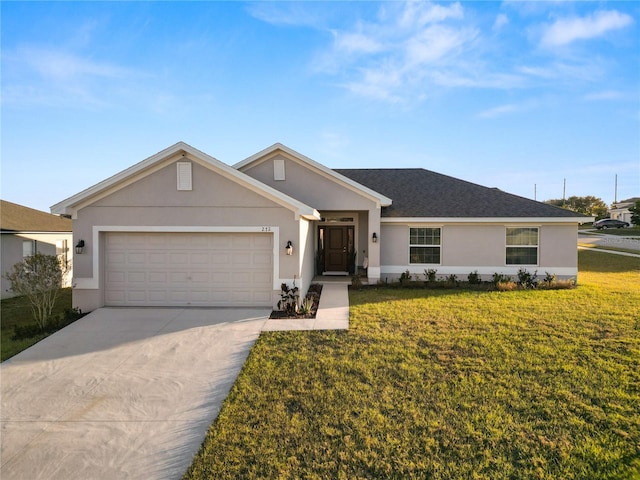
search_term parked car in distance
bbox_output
[593,218,630,229]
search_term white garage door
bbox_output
[104,232,273,307]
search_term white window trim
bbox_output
[409,226,442,265]
[505,226,539,266]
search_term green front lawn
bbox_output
[1,288,73,361]
[185,251,640,479]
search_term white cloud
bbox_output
[540,10,634,47]
[517,61,605,84]
[396,1,464,30]
[344,62,404,102]
[493,13,509,31]
[313,1,481,102]
[1,45,156,110]
[405,24,472,66]
[476,97,542,119]
[476,103,520,119]
[254,1,635,104]
[584,90,626,101]
[15,46,130,81]
[332,31,383,55]
[245,2,330,28]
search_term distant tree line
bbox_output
[545,196,608,219]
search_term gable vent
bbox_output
[177,162,192,191]
[274,159,285,181]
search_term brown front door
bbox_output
[323,226,353,272]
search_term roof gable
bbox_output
[337,169,591,220]
[51,142,320,220]
[235,143,392,208]
[1,200,71,232]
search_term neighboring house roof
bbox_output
[611,197,639,208]
[336,168,589,219]
[1,200,71,232]
[51,142,320,220]
[235,143,393,208]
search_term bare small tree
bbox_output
[4,253,67,329]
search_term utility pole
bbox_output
[562,178,566,205]
[534,184,537,201]
[614,174,618,204]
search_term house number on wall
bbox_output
[261,226,271,232]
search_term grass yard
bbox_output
[185,250,640,480]
[1,288,73,361]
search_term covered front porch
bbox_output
[313,209,380,283]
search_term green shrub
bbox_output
[12,307,85,341]
[424,269,438,283]
[445,274,458,287]
[277,283,299,315]
[467,271,481,284]
[399,270,412,286]
[542,271,556,285]
[492,273,511,285]
[517,268,538,289]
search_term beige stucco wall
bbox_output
[71,160,306,311]
[380,222,579,282]
[242,153,382,281]
[241,153,377,211]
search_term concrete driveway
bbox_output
[1,307,270,480]
[578,230,640,251]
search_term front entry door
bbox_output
[324,226,353,273]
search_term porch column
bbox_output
[368,207,381,283]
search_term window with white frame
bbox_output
[22,240,35,257]
[409,227,441,264]
[506,227,538,265]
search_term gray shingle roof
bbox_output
[336,169,587,218]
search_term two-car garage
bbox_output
[104,232,274,307]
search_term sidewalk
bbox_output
[578,246,640,258]
[262,283,350,331]
[578,231,640,252]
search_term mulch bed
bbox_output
[269,284,323,319]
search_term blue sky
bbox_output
[2,1,638,213]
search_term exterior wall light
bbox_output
[75,240,85,254]
[285,240,293,256]
[372,232,378,243]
